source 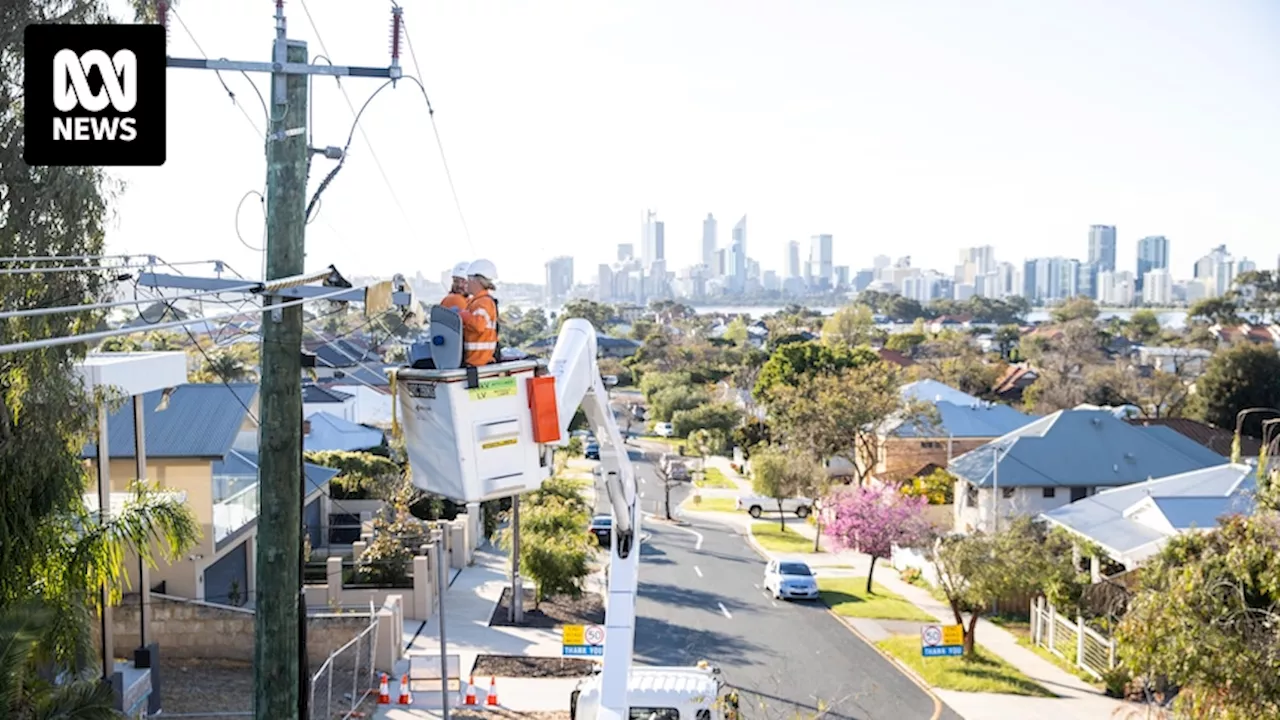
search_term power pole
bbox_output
[162,4,403,719]
[256,11,309,720]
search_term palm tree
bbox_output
[1,600,121,720]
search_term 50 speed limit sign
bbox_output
[584,625,605,646]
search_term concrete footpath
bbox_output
[690,459,1136,720]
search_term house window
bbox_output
[1043,488,1056,499]
[1002,488,1015,499]
[1070,487,1088,502]
[966,486,978,506]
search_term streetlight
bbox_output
[1232,408,1280,463]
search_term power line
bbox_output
[400,19,473,249]
[169,7,270,139]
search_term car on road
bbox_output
[737,494,812,519]
[653,421,675,437]
[659,454,690,481]
[584,442,600,460]
[764,560,819,600]
[588,515,611,547]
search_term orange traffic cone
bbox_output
[486,676,499,706]
[397,673,412,705]
[377,673,390,704]
[464,675,477,706]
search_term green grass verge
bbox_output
[680,496,737,513]
[876,635,1056,697]
[647,436,687,447]
[818,577,937,622]
[751,522,816,553]
[987,616,1104,688]
[695,467,736,489]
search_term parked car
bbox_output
[659,454,690,481]
[584,442,600,460]
[736,494,812,519]
[588,515,611,547]
[654,422,675,437]
[763,560,818,600]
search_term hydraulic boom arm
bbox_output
[547,319,640,720]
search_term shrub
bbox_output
[900,567,923,585]
[566,436,584,457]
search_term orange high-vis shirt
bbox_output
[440,293,468,312]
[461,289,498,366]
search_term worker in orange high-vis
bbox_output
[459,258,500,367]
[440,261,470,312]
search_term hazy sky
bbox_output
[102,0,1280,286]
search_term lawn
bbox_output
[751,522,816,553]
[818,577,936,622]
[876,635,1056,697]
[695,467,736,489]
[647,436,687,448]
[680,496,737,513]
[987,615,1103,688]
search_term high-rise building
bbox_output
[1143,269,1172,305]
[1135,235,1169,291]
[728,215,747,291]
[617,243,634,262]
[1097,271,1136,307]
[1088,225,1118,272]
[702,213,718,272]
[545,256,574,304]
[786,241,801,279]
[596,264,614,302]
[641,210,663,268]
[1194,245,1236,298]
[808,234,834,290]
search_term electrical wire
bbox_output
[169,7,272,138]
[234,190,268,252]
[305,78,398,221]
[400,19,473,249]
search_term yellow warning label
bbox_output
[468,377,517,401]
[481,437,518,450]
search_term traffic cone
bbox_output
[486,676,499,706]
[464,675,477,706]
[377,673,390,704]
[397,673,412,705]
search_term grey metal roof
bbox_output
[893,401,1034,439]
[1039,464,1256,564]
[212,449,340,495]
[302,384,353,403]
[949,408,1226,489]
[324,365,392,387]
[82,383,258,459]
[304,412,385,453]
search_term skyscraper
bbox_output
[808,234,833,290]
[1088,225,1117,272]
[617,243,634,262]
[545,256,574,304]
[1135,235,1169,291]
[729,215,747,291]
[786,241,801,279]
[702,213,718,272]
[641,210,663,268]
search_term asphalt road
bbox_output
[591,447,962,720]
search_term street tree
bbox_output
[557,299,615,332]
[1193,342,1280,438]
[823,485,934,594]
[670,401,741,440]
[1050,296,1100,323]
[1117,513,1280,718]
[931,518,1064,656]
[1123,309,1162,343]
[1188,295,1243,326]
[748,447,808,531]
[722,316,750,345]
[821,304,879,348]
[1234,269,1280,321]
[753,341,878,402]
[900,467,956,505]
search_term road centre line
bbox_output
[694,566,703,578]
[718,602,732,619]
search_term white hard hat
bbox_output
[467,258,497,282]
[451,262,470,279]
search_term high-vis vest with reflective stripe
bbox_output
[440,292,468,312]
[462,290,498,366]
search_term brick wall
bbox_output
[879,437,991,482]
[111,593,374,666]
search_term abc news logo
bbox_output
[23,24,166,167]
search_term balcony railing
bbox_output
[213,482,258,545]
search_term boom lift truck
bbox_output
[395,316,740,720]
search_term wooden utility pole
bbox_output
[255,17,309,720]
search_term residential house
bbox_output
[1129,345,1211,376]
[303,383,356,422]
[869,379,1035,483]
[874,347,916,369]
[304,336,383,379]
[1039,463,1256,573]
[304,412,386,453]
[1125,417,1263,458]
[992,364,1038,404]
[1209,322,1280,348]
[948,408,1227,533]
[315,365,395,426]
[83,383,339,606]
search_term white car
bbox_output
[736,494,812,519]
[653,422,675,437]
[764,560,819,600]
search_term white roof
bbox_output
[899,379,981,407]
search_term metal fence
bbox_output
[1030,596,1117,680]
[308,607,380,720]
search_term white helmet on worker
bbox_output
[467,259,498,283]
[451,261,470,279]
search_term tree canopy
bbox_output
[823,485,934,593]
[753,341,878,402]
[1193,342,1280,438]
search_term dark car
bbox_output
[584,442,600,460]
[588,515,611,547]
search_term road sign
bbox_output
[562,624,605,657]
[921,624,964,657]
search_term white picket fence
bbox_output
[1030,596,1117,680]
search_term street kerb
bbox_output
[739,523,945,720]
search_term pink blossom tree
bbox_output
[823,485,935,595]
